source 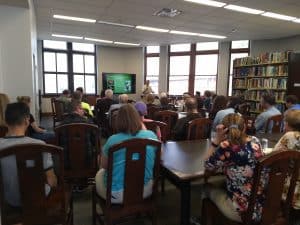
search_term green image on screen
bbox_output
[106,73,133,94]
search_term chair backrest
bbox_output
[106,138,161,207]
[54,123,101,179]
[95,98,113,126]
[187,118,212,140]
[0,144,66,225]
[0,125,8,138]
[244,150,300,225]
[265,114,283,133]
[147,106,160,120]
[50,97,56,117]
[86,95,98,106]
[155,110,178,140]
[54,100,66,121]
[143,120,167,143]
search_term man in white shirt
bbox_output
[255,94,281,133]
[142,80,154,95]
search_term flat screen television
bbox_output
[102,72,136,94]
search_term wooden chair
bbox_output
[147,106,160,120]
[187,118,212,140]
[0,125,8,137]
[202,150,300,225]
[144,120,167,143]
[86,95,98,106]
[0,143,73,225]
[54,123,101,185]
[92,138,161,225]
[51,98,66,128]
[265,114,283,133]
[155,110,178,140]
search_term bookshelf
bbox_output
[232,51,300,116]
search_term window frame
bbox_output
[167,43,219,96]
[227,41,250,96]
[144,47,160,93]
[42,41,97,96]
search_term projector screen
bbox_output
[102,72,136,94]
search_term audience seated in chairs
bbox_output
[145,93,156,108]
[209,95,228,121]
[95,89,116,123]
[72,91,94,117]
[203,113,265,223]
[273,110,300,207]
[56,89,71,112]
[17,96,55,142]
[203,90,212,111]
[63,100,93,124]
[76,86,89,104]
[212,96,242,133]
[173,97,203,141]
[95,104,159,203]
[108,94,128,120]
[160,96,176,111]
[0,103,58,213]
[135,101,161,140]
[255,93,281,134]
[286,95,300,110]
[0,93,9,126]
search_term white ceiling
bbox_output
[34,0,300,46]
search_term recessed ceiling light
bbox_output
[53,14,96,23]
[114,41,140,46]
[224,4,264,15]
[97,20,135,28]
[262,12,296,21]
[293,18,300,23]
[169,30,199,36]
[198,33,227,39]
[84,37,113,43]
[184,0,226,8]
[136,25,169,33]
[52,34,83,39]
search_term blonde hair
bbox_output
[285,110,300,131]
[222,113,246,146]
[17,96,31,104]
[0,93,9,125]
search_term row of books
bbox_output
[233,65,288,77]
[233,51,290,67]
[246,78,287,89]
[244,90,286,102]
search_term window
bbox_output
[42,40,97,95]
[145,46,160,93]
[194,42,219,94]
[168,43,219,95]
[228,40,250,96]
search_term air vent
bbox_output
[154,8,182,18]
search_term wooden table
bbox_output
[256,132,283,147]
[161,139,210,225]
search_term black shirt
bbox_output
[173,113,202,141]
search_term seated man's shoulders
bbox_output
[0,136,45,149]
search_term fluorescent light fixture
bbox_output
[53,14,96,23]
[224,4,264,15]
[52,34,83,39]
[293,18,300,23]
[114,41,140,46]
[198,33,227,39]
[262,12,296,21]
[97,20,135,28]
[169,30,199,36]
[84,37,113,43]
[136,25,169,33]
[184,0,226,8]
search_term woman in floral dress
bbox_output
[204,113,266,222]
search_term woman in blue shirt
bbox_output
[95,104,158,203]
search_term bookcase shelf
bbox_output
[232,51,300,117]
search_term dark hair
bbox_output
[228,96,243,112]
[210,95,228,119]
[204,90,211,98]
[146,94,155,104]
[5,102,30,126]
[100,90,105,98]
[262,94,276,106]
[196,97,204,109]
[76,87,84,93]
[72,92,82,101]
[195,91,201,97]
[160,96,169,106]
[222,113,246,146]
[185,98,198,112]
[70,100,81,112]
[286,95,299,105]
[62,89,70,95]
[116,104,142,134]
[285,110,300,131]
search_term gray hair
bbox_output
[105,89,113,98]
[119,94,129,104]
